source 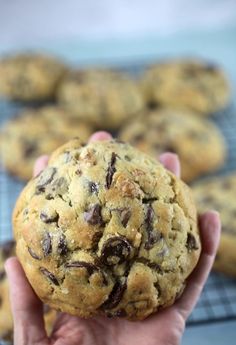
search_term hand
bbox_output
[5,131,221,345]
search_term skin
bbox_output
[5,131,221,345]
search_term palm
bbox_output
[51,307,185,345]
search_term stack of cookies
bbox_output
[0,52,235,333]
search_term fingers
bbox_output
[33,155,49,177]
[174,211,221,320]
[89,131,112,142]
[159,153,181,178]
[5,257,48,345]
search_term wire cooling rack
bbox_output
[0,62,236,335]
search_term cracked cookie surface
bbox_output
[0,240,57,343]
[119,108,226,182]
[141,59,230,115]
[57,69,144,129]
[193,174,236,277]
[13,139,201,320]
[0,106,93,181]
[0,53,67,101]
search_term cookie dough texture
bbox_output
[0,53,67,101]
[119,108,226,182]
[13,139,201,321]
[0,106,93,181]
[141,59,230,115]
[0,241,57,343]
[57,69,144,129]
[193,174,236,277]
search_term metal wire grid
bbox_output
[0,68,236,332]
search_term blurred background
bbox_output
[0,1,236,344]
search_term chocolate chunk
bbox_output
[39,267,59,286]
[42,232,52,256]
[100,236,132,266]
[23,141,38,157]
[28,247,41,260]
[66,261,97,275]
[144,206,162,250]
[84,204,104,226]
[89,181,99,194]
[65,261,107,284]
[102,280,127,310]
[136,257,162,273]
[1,240,15,258]
[119,208,131,227]
[0,270,6,281]
[147,100,160,110]
[106,152,117,189]
[58,234,68,256]
[186,233,199,251]
[40,210,59,223]
[46,177,68,198]
[132,133,145,143]
[36,167,56,193]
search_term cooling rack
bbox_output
[0,62,236,341]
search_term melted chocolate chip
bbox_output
[58,234,68,256]
[89,181,99,194]
[84,204,104,226]
[66,261,97,275]
[39,267,59,286]
[186,233,199,251]
[101,280,127,309]
[106,152,117,189]
[28,247,41,260]
[144,206,162,250]
[42,233,52,256]
[100,236,132,266]
[36,167,56,193]
[65,261,107,284]
[136,257,162,273]
[46,177,68,198]
[23,141,38,157]
[40,210,59,223]
[0,270,6,281]
[1,240,15,258]
[119,209,131,227]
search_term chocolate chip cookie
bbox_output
[57,69,144,129]
[13,139,201,320]
[141,59,230,115]
[0,53,67,101]
[193,174,236,277]
[0,106,93,181]
[119,108,226,182]
[0,240,57,343]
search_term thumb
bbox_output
[5,257,49,345]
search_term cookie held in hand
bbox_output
[13,139,201,320]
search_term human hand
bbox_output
[5,131,221,345]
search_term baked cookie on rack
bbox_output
[141,59,230,115]
[13,139,200,321]
[193,174,236,277]
[119,108,226,182]
[0,106,93,181]
[0,53,67,101]
[57,69,144,129]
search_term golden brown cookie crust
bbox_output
[13,139,201,320]
[119,108,226,182]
